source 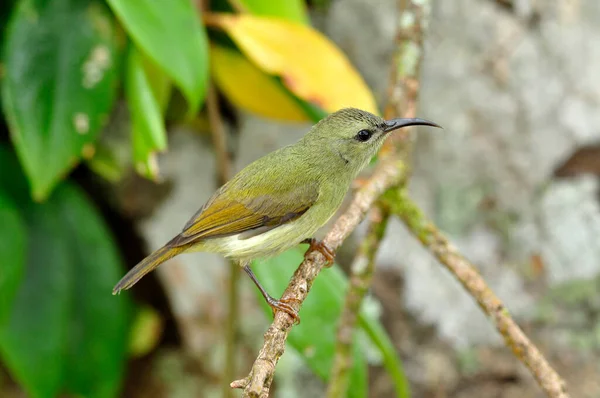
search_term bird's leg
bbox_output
[242,264,300,324]
[301,238,335,267]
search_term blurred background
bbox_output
[1,0,599,397]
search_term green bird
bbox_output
[113,108,440,320]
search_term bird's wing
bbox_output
[167,174,320,247]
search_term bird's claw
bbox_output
[267,296,301,325]
[302,238,335,267]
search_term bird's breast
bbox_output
[205,218,315,261]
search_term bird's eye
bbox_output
[355,129,373,142]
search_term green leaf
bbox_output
[126,46,169,180]
[85,143,125,183]
[107,0,209,113]
[0,144,33,206]
[1,0,122,201]
[60,185,132,397]
[358,317,410,398]
[239,0,308,24]
[0,147,132,398]
[0,0,17,49]
[0,195,71,398]
[253,248,367,397]
[0,194,26,324]
[253,246,410,398]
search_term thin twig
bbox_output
[327,2,432,395]
[325,208,392,398]
[230,158,408,398]
[226,0,248,13]
[207,83,238,398]
[207,84,231,186]
[382,188,569,398]
[383,0,431,154]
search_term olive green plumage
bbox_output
[113,108,439,295]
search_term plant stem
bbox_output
[357,315,410,398]
[382,188,570,398]
[207,83,238,398]
[327,1,433,396]
[207,85,231,186]
[326,208,392,398]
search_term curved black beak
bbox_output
[383,117,442,133]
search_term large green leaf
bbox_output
[2,0,122,201]
[58,185,132,397]
[253,248,367,398]
[126,46,170,181]
[0,194,26,324]
[0,147,132,398]
[0,0,17,50]
[253,247,410,397]
[0,195,71,397]
[106,0,209,114]
[238,0,308,23]
[0,144,32,206]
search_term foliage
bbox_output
[0,147,131,398]
[208,13,378,115]
[0,0,397,396]
[254,248,410,398]
[2,0,122,201]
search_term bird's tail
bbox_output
[112,245,184,295]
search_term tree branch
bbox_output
[230,158,408,398]
[207,83,239,398]
[207,84,231,186]
[382,188,569,398]
[327,1,432,395]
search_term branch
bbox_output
[226,0,248,13]
[325,207,392,398]
[207,83,239,398]
[383,0,431,151]
[207,84,231,186]
[382,188,569,398]
[327,1,432,395]
[230,158,408,398]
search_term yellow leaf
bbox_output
[209,14,379,115]
[211,45,308,121]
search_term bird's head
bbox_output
[305,108,441,174]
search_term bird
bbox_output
[113,108,440,321]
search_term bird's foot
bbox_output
[266,295,301,324]
[302,238,335,267]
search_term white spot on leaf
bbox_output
[73,113,90,134]
[82,45,111,89]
